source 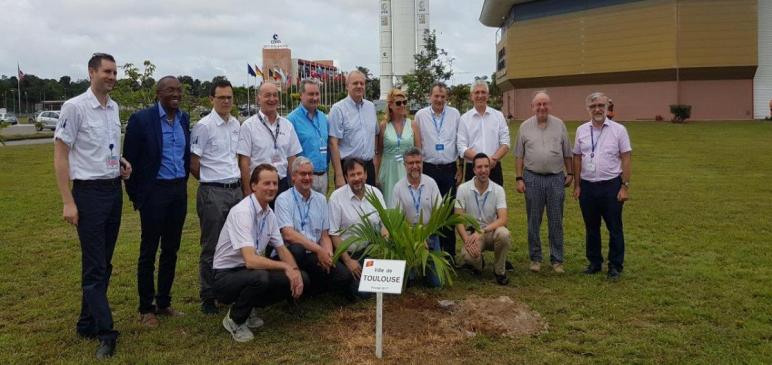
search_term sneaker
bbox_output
[95,339,116,359]
[552,263,565,274]
[495,274,509,286]
[139,312,159,329]
[222,310,254,343]
[583,265,602,275]
[529,261,541,273]
[156,306,185,317]
[201,299,219,315]
[246,308,264,329]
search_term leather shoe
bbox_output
[95,339,116,359]
[583,265,602,274]
[156,306,185,317]
[495,274,509,286]
[505,260,515,272]
[139,312,159,328]
[201,299,219,315]
[607,267,621,280]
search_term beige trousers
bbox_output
[460,227,512,275]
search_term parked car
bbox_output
[0,112,18,125]
[35,111,60,131]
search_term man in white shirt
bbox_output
[455,153,512,286]
[414,82,463,260]
[458,79,510,186]
[237,82,302,198]
[190,79,243,315]
[212,164,308,343]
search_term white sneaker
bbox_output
[222,310,254,343]
[246,308,264,329]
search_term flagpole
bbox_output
[17,62,22,115]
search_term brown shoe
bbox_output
[529,261,541,273]
[139,312,159,328]
[552,263,565,274]
[156,306,185,317]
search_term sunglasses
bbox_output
[394,100,407,106]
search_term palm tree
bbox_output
[333,191,478,287]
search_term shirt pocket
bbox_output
[83,117,108,146]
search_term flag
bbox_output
[17,64,24,80]
[254,64,263,77]
[247,64,256,77]
[268,68,275,79]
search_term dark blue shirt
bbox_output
[287,105,329,173]
[157,102,186,179]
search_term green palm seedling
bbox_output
[333,190,479,287]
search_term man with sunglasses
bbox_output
[190,79,243,315]
[572,92,632,280]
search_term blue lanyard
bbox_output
[590,124,604,158]
[431,109,445,136]
[394,120,406,148]
[249,196,268,251]
[291,187,312,231]
[408,184,424,220]
[474,190,489,219]
[303,110,324,143]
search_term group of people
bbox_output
[54,53,632,358]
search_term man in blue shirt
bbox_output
[287,79,329,194]
[274,157,352,297]
[124,76,190,328]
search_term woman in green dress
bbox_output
[376,88,421,207]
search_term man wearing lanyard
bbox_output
[124,76,190,328]
[514,91,573,274]
[274,157,353,297]
[389,148,442,287]
[454,153,511,285]
[414,82,463,260]
[329,70,379,188]
[457,79,510,186]
[212,163,307,342]
[287,78,329,194]
[54,53,131,359]
[572,92,632,280]
[190,79,243,315]
[237,82,302,198]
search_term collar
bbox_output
[345,184,368,201]
[431,105,445,116]
[250,194,269,215]
[472,176,494,195]
[589,118,611,128]
[407,176,425,190]
[86,87,113,109]
[293,186,313,202]
[259,110,279,125]
[346,95,364,108]
[158,101,178,121]
[299,104,317,119]
[472,106,490,117]
[211,110,229,126]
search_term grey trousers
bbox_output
[524,170,565,264]
[197,184,243,301]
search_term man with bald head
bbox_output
[514,91,573,274]
[328,70,379,188]
[124,75,190,327]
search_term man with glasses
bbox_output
[190,79,242,314]
[287,79,329,194]
[572,92,632,280]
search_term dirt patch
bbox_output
[319,292,547,364]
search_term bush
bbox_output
[670,104,691,123]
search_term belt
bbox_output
[73,177,121,187]
[424,162,456,169]
[155,178,186,185]
[213,266,246,274]
[313,171,326,176]
[525,170,560,177]
[582,176,621,185]
[201,181,241,189]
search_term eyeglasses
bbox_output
[588,104,607,110]
[394,100,406,106]
[214,96,233,101]
[474,75,489,81]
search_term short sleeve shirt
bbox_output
[454,178,507,228]
[213,195,284,269]
[287,105,329,173]
[328,96,378,160]
[390,175,441,225]
[236,112,302,179]
[572,119,632,182]
[457,106,510,162]
[514,115,572,174]
[328,184,386,252]
[414,105,461,164]
[190,110,241,182]
[274,187,329,245]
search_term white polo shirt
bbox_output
[414,105,461,164]
[455,177,507,228]
[213,194,284,269]
[190,110,241,183]
[390,174,441,225]
[54,87,122,180]
[457,106,510,162]
[328,184,386,252]
[237,111,302,179]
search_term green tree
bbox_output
[448,83,470,111]
[356,66,380,101]
[488,72,503,110]
[402,30,454,108]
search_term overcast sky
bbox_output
[0,0,496,85]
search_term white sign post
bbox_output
[358,259,406,359]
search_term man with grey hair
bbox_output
[329,70,379,189]
[287,78,330,194]
[274,157,353,297]
[514,91,573,274]
[572,92,632,280]
[458,79,510,186]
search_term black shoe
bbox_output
[201,299,219,315]
[95,339,116,359]
[285,300,304,318]
[505,260,514,272]
[607,267,621,280]
[462,263,482,276]
[583,265,602,274]
[495,274,509,286]
[76,330,97,340]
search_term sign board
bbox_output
[358,259,406,294]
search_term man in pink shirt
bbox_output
[572,92,632,280]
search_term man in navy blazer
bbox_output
[123,76,190,328]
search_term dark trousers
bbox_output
[137,179,187,313]
[214,267,310,325]
[72,179,122,342]
[579,177,625,271]
[424,162,458,259]
[287,244,353,296]
[465,162,504,187]
[197,184,242,301]
[269,177,290,210]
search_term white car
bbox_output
[0,112,18,125]
[36,111,60,131]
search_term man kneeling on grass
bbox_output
[212,163,309,342]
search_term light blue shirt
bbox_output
[157,102,186,179]
[275,187,330,245]
[287,105,329,173]
[328,96,378,161]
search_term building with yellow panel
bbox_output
[480,0,770,120]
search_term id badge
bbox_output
[435,143,444,151]
[395,155,404,163]
[319,145,328,155]
[271,151,282,164]
[584,158,596,172]
[107,154,119,169]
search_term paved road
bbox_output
[3,138,53,146]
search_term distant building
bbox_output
[379,0,430,98]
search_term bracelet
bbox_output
[567,173,574,176]
[515,176,523,181]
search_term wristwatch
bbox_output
[516,176,523,181]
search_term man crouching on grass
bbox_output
[212,163,309,342]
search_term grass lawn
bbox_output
[0,121,770,364]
